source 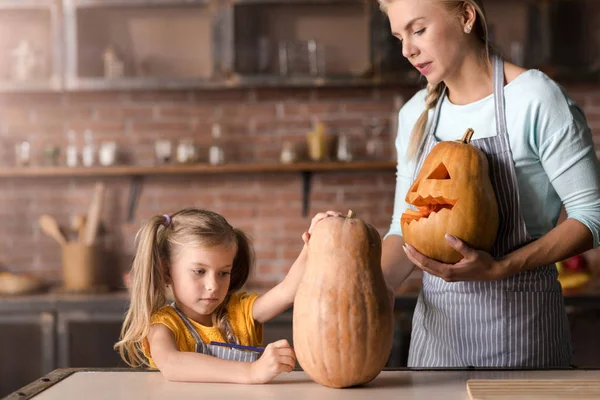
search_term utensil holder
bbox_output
[61,243,103,291]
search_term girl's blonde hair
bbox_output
[379,0,492,160]
[114,208,254,367]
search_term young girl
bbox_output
[115,208,334,384]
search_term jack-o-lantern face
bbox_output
[401,129,499,263]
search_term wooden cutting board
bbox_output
[467,379,600,400]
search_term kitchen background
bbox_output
[1,0,600,397]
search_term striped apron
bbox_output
[407,54,572,368]
[170,303,261,362]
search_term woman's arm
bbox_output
[382,235,416,290]
[147,324,294,383]
[404,218,593,282]
[501,219,592,274]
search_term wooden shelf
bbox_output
[62,75,419,92]
[0,161,397,178]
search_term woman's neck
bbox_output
[444,52,494,106]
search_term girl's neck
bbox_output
[444,51,494,106]
[176,301,214,327]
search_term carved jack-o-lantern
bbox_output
[401,129,499,263]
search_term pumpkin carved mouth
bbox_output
[402,162,457,224]
[401,196,456,224]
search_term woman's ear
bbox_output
[461,2,477,33]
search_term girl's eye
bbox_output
[414,28,425,36]
[219,271,231,277]
[193,269,205,275]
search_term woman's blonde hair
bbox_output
[379,0,492,159]
[114,208,254,367]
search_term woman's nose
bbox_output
[401,40,418,59]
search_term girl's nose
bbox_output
[205,275,218,292]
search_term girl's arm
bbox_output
[147,324,294,383]
[251,245,308,324]
[252,211,339,323]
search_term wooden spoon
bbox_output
[39,214,67,246]
[71,214,87,243]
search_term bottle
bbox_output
[336,132,352,162]
[306,120,327,161]
[65,130,78,167]
[81,129,95,167]
[209,123,225,165]
[280,141,297,164]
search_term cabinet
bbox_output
[0,293,128,398]
[568,308,600,368]
[63,0,220,90]
[0,0,422,93]
[0,312,55,397]
[0,0,595,92]
[0,0,62,92]
[56,311,127,368]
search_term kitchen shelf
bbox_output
[0,160,396,178]
[64,74,420,91]
[0,161,397,218]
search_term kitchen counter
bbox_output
[6,368,600,400]
[3,288,600,313]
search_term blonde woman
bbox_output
[115,208,335,383]
[376,0,600,367]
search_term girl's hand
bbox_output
[302,210,343,243]
[249,339,296,384]
[403,234,517,282]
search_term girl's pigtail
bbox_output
[114,215,170,367]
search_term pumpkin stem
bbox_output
[347,210,355,219]
[459,128,475,144]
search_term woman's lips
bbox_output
[415,62,432,75]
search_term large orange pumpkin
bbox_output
[293,210,394,388]
[401,129,499,263]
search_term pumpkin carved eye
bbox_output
[426,162,451,180]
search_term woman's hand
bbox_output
[403,234,518,282]
[249,339,296,384]
[302,210,343,243]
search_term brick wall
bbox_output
[0,83,598,290]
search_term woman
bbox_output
[375,0,600,368]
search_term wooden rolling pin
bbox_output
[83,182,105,246]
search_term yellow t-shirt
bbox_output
[143,292,263,367]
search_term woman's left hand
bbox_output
[403,234,516,282]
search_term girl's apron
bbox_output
[407,54,572,367]
[170,303,261,362]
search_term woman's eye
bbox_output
[193,269,205,275]
[219,271,231,277]
[414,28,425,36]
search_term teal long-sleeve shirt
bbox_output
[386,69,600,249]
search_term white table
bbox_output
[7,368,600,400]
